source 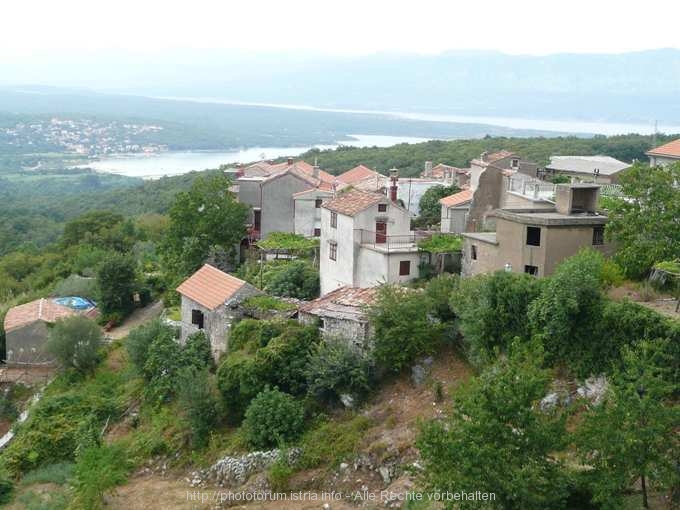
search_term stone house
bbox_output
[176,264,262,360]
[298,286,378,350]
[646,138,680,167]
[469,150,540,190]
[319,187,427,295]
[3,298,97,364]
[421,161,470,188]
[545,155,631,184]
[461,184,611,278]
[439,189,473,234]
[236,159,337,240]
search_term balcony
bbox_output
[355,229,430,253]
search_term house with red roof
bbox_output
[176,264,262,359]
[646,139,680,167]
[439,189,473,234]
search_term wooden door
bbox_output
[375,221,387,244]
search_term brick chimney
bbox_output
[389,168,399,203]
[287,157,294,166]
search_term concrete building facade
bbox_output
[545,155,631,184]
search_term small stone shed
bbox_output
[298,286,377,350]
[176,264,262,360]
[3,298,82,364]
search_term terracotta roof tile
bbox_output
[647,138,680,158]
[176,264,247,310]
[299,286,378,319]
[439,189,473,207]
[4,299,76,332]
[322,189,387,217]
[337,165,379,184]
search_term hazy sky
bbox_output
[3,0,679,58]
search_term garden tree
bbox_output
[266,260,320,300]
[529,249,607,375]
[576,340,679,509]
[451,270,542,366]
[96,252,137,319]
[305,339,373,404]
[183,331,214,371]
[178,368,219,449]
[143,332,185,405]
[417,341,567,510]
[243,387,305,449]
[47,316,103,373]
[368,285,445,372]
[126,320,176,374]
[606,162,680,278]
[72,444,130,510]
[416,184,460,226]
[162,174,248,278]
[62,210,137,252]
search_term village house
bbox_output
[176,264,262,360]
[544,155,631,183]
[336,164,387,193]
[421,161,470,188]
[646,138,680,166]
[319,182,427,296]
[236,159,337,241]
[439,189,473,234]
[469,150,540,189]
[298,286,377,350]
[3,298,98,364]
[461,184,611,278]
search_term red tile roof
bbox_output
[4,299,76,332]
[337,165,379,184]
[322,189,387,217]
[299,286,377,318]
[176,264,248,310]
[439,189,473,207]
[647,138,680,158]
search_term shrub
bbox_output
[126,319,175,374]
[95,252,137,317]
[267,456,293,493]
[601,259,625,288]
[53,274,98,300]
[243,388,305,449]
[184,331,214,371]
[298,415,372,469]
[72,444,130,510]
[21,462,75,485]
[423,274,459,323]
[0,470,13,505]
[178,368,219,449]
[229,319,287,352]
[368,285,444,373]
[451,271,542,366]
[266,260,320,300]
[47,316,102,373]
[305,339,373,404]
[143,332,184,405]
[217,352,266,423]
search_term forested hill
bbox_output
[300,133,679,176]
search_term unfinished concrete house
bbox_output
[177,264,262,360]
[461,184,611,278]
[545,155,631,184]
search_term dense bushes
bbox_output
[237,260,320,300]
[243,388,305,449]
[72,444,130,509]
[96,252,137,319]
[47,316,103,373]
[178,368,219,449]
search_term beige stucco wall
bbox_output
[461,238,500,277]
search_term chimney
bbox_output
[287,157,294,166]
[389,168,399,203]
[481,151,489,163]
[313,165,320,179]
[424,161,433,176]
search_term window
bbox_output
[315,199,323,208]
[378,203,387,212]
[511,158,519,169]
[329,241,337,261]
[526,226,541,246]
[471,245,477,260]
[399,260,411,276]
[314,228,321,237]
[330,212,337,228]
[191,309,204,330]
[319,318,325,330]
[253,209,261,231]
[592,226,604,245]
[524,265,539,276]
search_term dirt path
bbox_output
[107,301,164,340]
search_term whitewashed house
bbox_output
[176,264,262,360]
[319,188,426,295]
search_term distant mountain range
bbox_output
[2,48,679,123]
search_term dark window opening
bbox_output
[315,199,323,208]
[378,203,387,212]
[593,226,605,245]
[526,226,541,246]
[253,209,261,231]
[314,228,321,237]
[191,309,205,330]
[330,212,337,228]
[319,318,325,330]
[524,265,539,276]
[471,245,477,260]
[511,158,519,169]
[399,260,411,276]
[329,242,337,261]
[375,221,387,243]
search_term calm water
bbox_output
[81,134,431,179]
